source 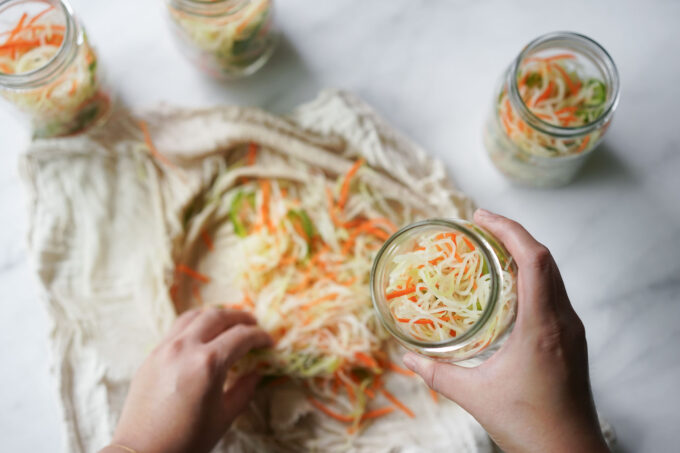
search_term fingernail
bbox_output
[475,208,492,218]
[402,353,417,371]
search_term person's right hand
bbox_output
[402,209,609,453]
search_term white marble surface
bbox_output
[1,0,679,451]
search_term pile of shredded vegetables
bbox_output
[169,0,273,71]
[162,139,435,433]
[0,3,107,136]
[498,53,607,156]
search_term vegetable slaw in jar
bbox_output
[371,219,517,366]
[0,0,110,138]
[166,0,276,79]
[483,32,620,186]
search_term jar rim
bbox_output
[370,218,503,354]
[507,31,621,140]
[168,0,249,17]
[0,0,80,89]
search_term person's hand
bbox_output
[402,209,609,453]
[101,307,272,453]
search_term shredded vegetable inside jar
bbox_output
[483,32,620,186]
[166,0,276,79]
[0,0,110,138]
[371,219,517,365]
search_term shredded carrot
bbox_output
[533,81,554,106]
[462,236,475,251]
[138,120,180,170]
[387,361,416,377]
[259,179,275,233]
[380,388,415,418]
[301,293,338,310]
[200,230,215,251]
[552,63,581,95]
[361,407,395,421]
[246,142,257,165]
[338,159,365,210]
[176,264,211,283]
[429,388,438,403]
[527,53,575,63]
[307,398,354,423]
[6,12,28,44]
[325,186,342,227]
[397,317,434,326]
[386,286,416,300]
[355,352,379,369]
[27,6,56,27]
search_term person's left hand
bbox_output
[102,307,272,453]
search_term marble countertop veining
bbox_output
[1,0,679,451]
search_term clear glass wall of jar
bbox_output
[166,0,277,79]
[483,32,620,187]
[0,0,111,138]
[370,219,518,367]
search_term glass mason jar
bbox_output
[0,0,111,138]
[483,32,620,187]
[165,0,277,79]
[370,219,518,367]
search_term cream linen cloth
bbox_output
[20,90,493,452]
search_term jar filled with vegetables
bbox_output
[166,0,276,79]
[483,32,620,187]
[370,219,518,367]
[0,0,111,138]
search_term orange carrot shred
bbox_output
[246,142,257,165]
[429,388,438,403]
[386,286,416,300]
[307,398,354,423]
[381,388,415,418]
[338,159,365,210]
[176,264,211,283]
[138,120,179,170]
[200,230,215,251]
[361,407,395,420]
[387,361,416,377]
[355,352,379,369]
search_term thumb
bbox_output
[221,372,260,424]
[403,353,479,406]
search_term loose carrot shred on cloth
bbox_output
[338,159,365,210]
[175,264,211,283]
[380,388,415,418]
[138,120,180,170]
[355,352,379,369]
[361,407,395,420]
[200,230,215,251]
[259,179,275,233]
[307,398,354,423]
[387,361,416,377]
[429,388,438,403]
[246,142,257,165]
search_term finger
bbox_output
[474,209,564,319]
[222,372,260,422]
[403,352,478,409]
[473,209,547,267]
[184,307,257,343]
[209,324,273,370]
[163,309,202,341]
